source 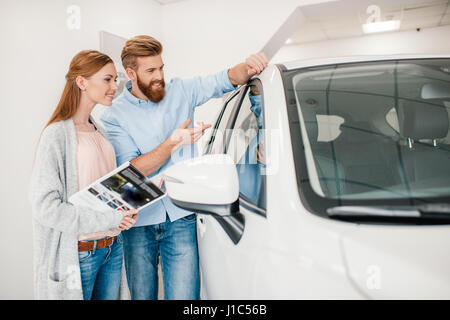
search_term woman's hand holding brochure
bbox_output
[118,208,139,231]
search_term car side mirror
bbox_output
[163,154,240,216]
[163,154,244,244]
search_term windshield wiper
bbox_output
[327,204,450,224]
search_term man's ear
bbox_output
[75,75,87,91]
[125,67,137,81]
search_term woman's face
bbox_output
[83,62,118,106]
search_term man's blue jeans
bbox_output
[78,235,124,300]
[122,213,200,300]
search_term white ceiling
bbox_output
[153,0,449,44]
[289,0,450,45]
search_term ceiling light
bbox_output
[362,20,401,34]
[285,38,293,44]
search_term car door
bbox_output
[198,80,271,299]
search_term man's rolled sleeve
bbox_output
[181,69,237,108]
[101,111,140,166]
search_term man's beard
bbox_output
[137,76,166,103]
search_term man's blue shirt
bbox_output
[101,69,236,226]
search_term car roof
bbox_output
[281,54,450,71]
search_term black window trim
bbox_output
[224,86,250,154]
[204,88,244,154]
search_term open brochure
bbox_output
[69,161,166,212]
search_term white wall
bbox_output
[160,0,331,126]
[160,0,450,126]
[0,0,162,299]
[272,24,450,63]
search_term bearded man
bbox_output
[101,35,267,300]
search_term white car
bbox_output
[164,55,450,299]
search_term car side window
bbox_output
[226,82,266,213]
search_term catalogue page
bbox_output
[69,161,166,212]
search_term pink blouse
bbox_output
[75,123,121,241]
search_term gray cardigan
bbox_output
[29,118,127,300]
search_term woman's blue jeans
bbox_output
[78,235,123,300]
[121,213,200,300]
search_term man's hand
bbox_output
[228,52,269,86]
[169,118,211,150]
[246,52,269,77]
[256,140,266,165]
[129,118,211,177]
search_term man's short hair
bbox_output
[121,35,163,70]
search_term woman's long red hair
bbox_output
[32,50,113,165]
[45,50,113,128]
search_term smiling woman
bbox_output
[46,50,117,127]
[30,50,139,300]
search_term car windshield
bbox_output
[283,59,450,206]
